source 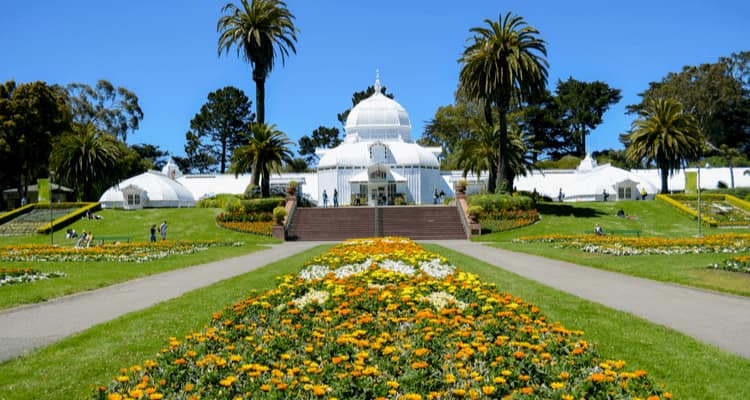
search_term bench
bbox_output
[608,229,641,237]
[94,236,131,245]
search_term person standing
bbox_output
[150,224,157,242]
[333,189,339,208]
[558,188,565,202]
[322,190,328,208]
[159,220,167,240]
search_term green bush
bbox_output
[196,194,241,209]
[273,206,287,223]
[468,193,534,212]
[237,198,285,213]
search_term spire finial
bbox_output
[374,69,382,94]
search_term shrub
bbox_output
[466,205,483,219]
[273,206,287,224]
[243,183,259,199]
[468,193,534,212]
[196,194,241,209]
[237,198,285,214]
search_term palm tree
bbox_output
[50,122,121,201]
[459,12,548,193]
[217,0,298,125]
[231,123,294,197]
[626,99,703,193]
[504,126,536,188]
[456,123,498,187]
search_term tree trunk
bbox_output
[220,136,227,174]
[250,162,260,188]
[254,71,266,125]
[261,166,270,198]
[495,108,509,194]
[659,166,669,194]
[483,101,497,193]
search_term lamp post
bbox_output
[696,165,702,237]
[50,171,55,246]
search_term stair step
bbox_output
[287,206,466,241]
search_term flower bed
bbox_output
[0,267,65,287]
[94,237,670,400]
[515,233,750,256]
[657,194,750,227]
[479,209,540,233]
[0,240,243,263]
[708,255,750,274]
[216,220,274,236]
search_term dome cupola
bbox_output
[344,72,412,143]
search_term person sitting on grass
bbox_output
[616,209,625,218]
[594,224,605,235]
[77,231,90,248]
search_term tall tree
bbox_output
[555,77,622,157]
[130,143,169,170]
[626,99,703,193]
[0,80,70,200]
[627,55,749,153]
[66,80,143,142]
[456,123,499,185]
[459,12,548,193]
[418,87,483,169]
[217,0,298,124]
[50,122,122,201]
[230,123,294,197]
[183,130,218,173]
[298,125,341,164]
[513,90,570,161]
[188,86,255,173]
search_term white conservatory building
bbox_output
[98,75,750,209]
[315,76,443,206]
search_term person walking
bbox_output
[322,190,328,208]
[150,225,157,242]
[333,189,339,208]
[159,220,167,240]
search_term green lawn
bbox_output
[0,208,278,310]
[477,200,750,296]
[1,244,747,399]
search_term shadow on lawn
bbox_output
[537,203,606,218]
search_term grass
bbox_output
[0,208,277,310]
[476,200,750,296]
[1,244,748,399]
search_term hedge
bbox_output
[467,193,534,212]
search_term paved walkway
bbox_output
[2,240,749,363]
[432,240,750,359]
[0,241,325,363]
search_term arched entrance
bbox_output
[349,164,406,206]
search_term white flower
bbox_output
[420,291,466,311]
[291,289,330,309]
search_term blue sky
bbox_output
[2,0,748,160]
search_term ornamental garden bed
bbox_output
[0,240,243,263]
[658,194,750,227]
[94,237,671,400]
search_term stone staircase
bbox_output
[286,206,467,241]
